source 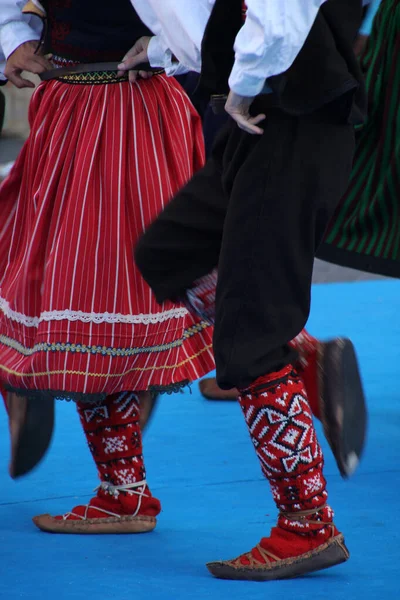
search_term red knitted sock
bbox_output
[55,392,160,521]
[237,366,337,563]
[184,269,217,324]
[289,329,320,419]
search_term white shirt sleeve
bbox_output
[131,0,329,97]
[229,0,328,96]
[146,35,190,76]
[0,0,43,78]
[131,0,212,73]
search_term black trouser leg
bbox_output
[213,109,354,389]
[135,121,232,303]
[203,105,230,158]
[135,106,355,389]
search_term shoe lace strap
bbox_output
[232,544,281,568]
[60,481,150,521]
[280,504,335,534]
[95,479,148,496]
[94,479,149,517]
[280,503,328,523]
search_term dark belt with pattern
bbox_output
[40,62,163,84]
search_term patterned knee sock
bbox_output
[289,329,321,419]
[72,392,161,518]
[238,365,336,559]
[184,269,217,324]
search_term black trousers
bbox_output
[135,98,355,390]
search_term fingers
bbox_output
[5,70,35,89]
[118,60,154,83]
[120,40,143,62]
[228,112,266,135]
[128,70,153,82]
[35,54,53,71]
[118,69,153,82]
[117,49,147,72]
[25,56,51,75]
[29,51,53,71]
[248,113,266,132]
[118,53,143,80]
[5,56,51,82]
[4,40,53,88]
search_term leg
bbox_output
[289,331,367,477]
[138,391,159,431]
[207,367,349,580]
[212,107,355,390]
[33,392,160,534]
[136,106,360,578]
[202,104,230,158]
[206,107,355,580]
[135,119,236,303]
[199,327,367,478]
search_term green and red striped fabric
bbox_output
[319,0,400,277]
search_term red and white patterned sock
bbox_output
[184,269,218,324]
[237,365,337,562]
[55,392,161,521]
[289,329,321,418]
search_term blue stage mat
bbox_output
[1,279,399,600]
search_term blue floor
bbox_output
[1,279,399,600]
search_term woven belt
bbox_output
[40,62,164,84]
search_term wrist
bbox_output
[228,65,267,97]
[0,21,40,60]
[147,36,167,68]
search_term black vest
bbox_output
[199,0,367,124]
[40,0,151,62]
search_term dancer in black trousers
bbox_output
[124,0,367,581]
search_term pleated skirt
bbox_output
[0,74,215,400]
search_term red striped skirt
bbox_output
[0,74,214,400]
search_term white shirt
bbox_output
[132,0,329,95]
[1,0,365,95]
[0,0,42,79]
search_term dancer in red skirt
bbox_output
[0,0,215,533]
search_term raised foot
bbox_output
[319,338,367,478]
[7,393,55,479]
[199,378,238,401]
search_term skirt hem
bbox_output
[4,379,191,403]
[317,244,399,279]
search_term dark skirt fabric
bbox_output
[318,0,400,277]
